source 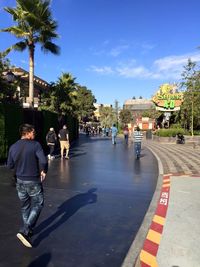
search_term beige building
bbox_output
[3,67,50,108]
[123,98,155,130]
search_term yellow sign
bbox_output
[152,84,183,110]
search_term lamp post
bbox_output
[5,70,15,83]
[5,70,16,102]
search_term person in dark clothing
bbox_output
[46,127,57,159]
[58,125,70,159]
[7,124,48,248]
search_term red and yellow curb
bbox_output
[139,174,171,267]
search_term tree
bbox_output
[180,59,200,134]
[0,0,60,108]
[72,85,96,121]
[39,72,77,115]
[0,56,18,103]
[99,106,116,127]
[119,109,132,125]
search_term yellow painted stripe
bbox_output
[162,183,170,188]
[147,229,161,245]
[153,214,165,225]
[140,250,158,267]
[163,178,170,183]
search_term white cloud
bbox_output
[109,45,130,57]
[88,51,200,80]
[89,65,114,75]
[116,66,151,78]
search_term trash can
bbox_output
[146,129,152,140]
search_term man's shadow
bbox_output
[33,188,97,246]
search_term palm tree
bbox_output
[0,0,60,108]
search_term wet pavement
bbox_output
[0,134,158,267]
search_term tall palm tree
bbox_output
[0,0,60,108]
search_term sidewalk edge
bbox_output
[121,146,163,267]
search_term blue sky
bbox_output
[1,0,200,107]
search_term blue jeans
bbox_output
[134,142,141,158]
[112,135,116,144]
[16,179,44,235]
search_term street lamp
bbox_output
[5,70,15,83]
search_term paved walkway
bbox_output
[122,139,200,267]
[0,134,158,267]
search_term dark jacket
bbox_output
[46,131,57,144]
[7,139,48,182]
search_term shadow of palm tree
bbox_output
[33,188,97,246]
[27,252,51,267]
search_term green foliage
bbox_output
[1,0,60,56]
[119,109,132,125]
[99,106,116,127]
[0,56,18,103]
[0,103,22,160]
[155,128,185,137]
[142,109,162,120]
[39,73,77,115]
[179,59,200,132]
[1,0,60,106]
[72,85,96,121]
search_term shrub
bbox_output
[155,128,185,137]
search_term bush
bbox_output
[155,128,185,137]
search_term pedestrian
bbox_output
[58,125,70,159]
[111,124,118,145]
[7,124,48,248]
[46,127,57,159]
[123,125,129,145]
[133,126,143,159]
[105,127,109,137]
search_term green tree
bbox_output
[99,106,116,127]
[0,0,60,108]
[180,59,200,134]
[72,85,96,121]
[0,57,17,103]
[40,72,77,115]
[119,109,132,125]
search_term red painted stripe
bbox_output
[139,175,171,267]
[143,238,159,256]
[141,261,151,267]
[150,221,163,234]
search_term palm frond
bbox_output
[0,26,29,38]
[41,42,60,55]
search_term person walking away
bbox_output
[123,125,129,145]
[111,124,118,145]
[58,125,70,159]
[133,126,143,159]
[46,127,57,159]
[7,124,48,248]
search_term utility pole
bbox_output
[114,100,119,128]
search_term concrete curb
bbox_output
[121,146,164,267]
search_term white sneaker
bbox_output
[47,154,51,159]
[50,156,55,159]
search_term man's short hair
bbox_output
[19,124,35,136]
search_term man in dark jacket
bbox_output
[7,124,48,248]
[46,127,57,159]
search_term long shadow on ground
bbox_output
[33,188,97,246]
